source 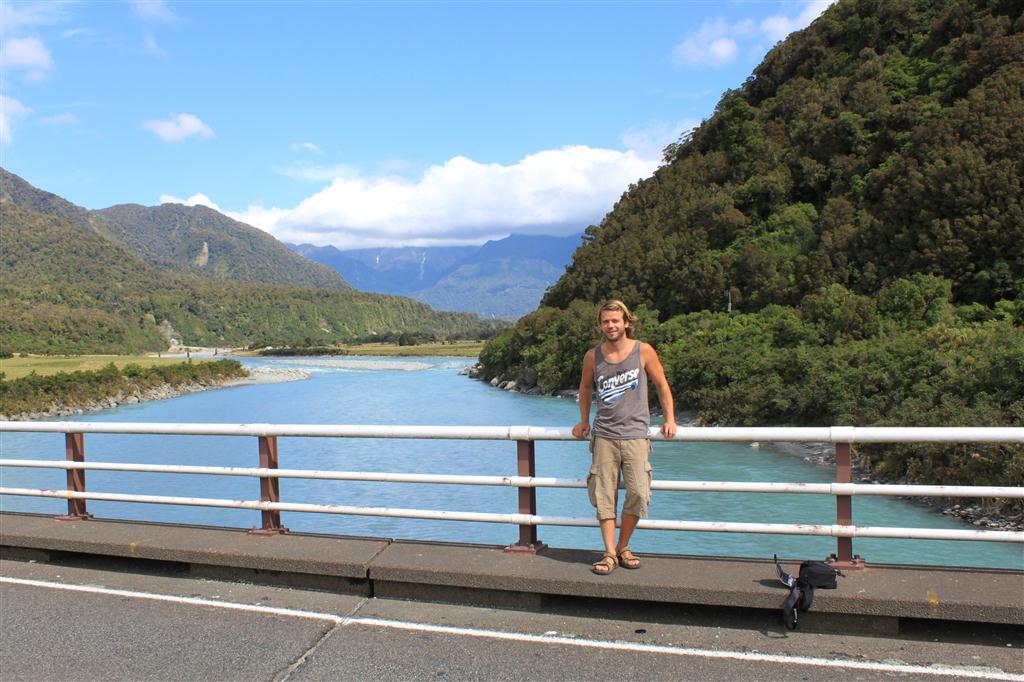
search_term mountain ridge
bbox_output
[292,233,582,317]
[95,202,351,290]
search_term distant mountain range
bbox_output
[291,233,582,318]
[0,168,502,354]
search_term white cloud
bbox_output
[142,33,166,56]
[39,112,78,126]
[707,37,739,64]
[621,119,701,161]
[672,2,834,68]
[225,145,658,249]
[0,2,70,36]
[0,95,31,145]
[291,141,322,154]
[131,1,178,23]
[672,18,754,68]
[1,36,55,80]
[160,193,221,210]
[142,112,214,142]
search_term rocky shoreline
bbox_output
[1,367,309,422]
[771,441,1024,533]
[463,363,1023,533]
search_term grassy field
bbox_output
[1,341,483,380]
[242,340,485,358]
[0,355,217,380]
[337,341,484,357]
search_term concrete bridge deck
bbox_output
[2,512,1021,635]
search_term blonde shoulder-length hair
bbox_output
[597,299,638,339]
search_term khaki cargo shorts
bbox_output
[587,436,653,520]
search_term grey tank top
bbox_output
[592,340,649,439]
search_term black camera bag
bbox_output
[775,556,844,630]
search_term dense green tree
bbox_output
[482,0,1024,500]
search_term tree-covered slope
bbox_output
[544,0,1022,314]
[1,194,503,354]
[479,0,1024,497]
[0,168,108,236]
[94,202,352,290]
[1,169,351,291]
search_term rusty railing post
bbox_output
[505,439,547,553]
[829,442,865,568]
[250,435,288,535]
[56,432,92,521]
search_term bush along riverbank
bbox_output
[0,360,248,420]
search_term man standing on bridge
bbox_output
[572,300,677,575]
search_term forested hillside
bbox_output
[0,192,503,354]
[97,203,351,290]
[480,0,1024,496]
[1,169,350,291]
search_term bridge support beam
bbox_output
[56,432,92,521]
[506,440,546,554]
[830,442,865,568]
[251,435,288,535]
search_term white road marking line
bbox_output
[1,576,339,622]
[2,576,1020,681]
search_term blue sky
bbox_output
[1,0,831,248]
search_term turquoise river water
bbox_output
[1,355,1021,570]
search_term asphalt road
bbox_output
[1,558,1022,681]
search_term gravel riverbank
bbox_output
[0,367,309,422]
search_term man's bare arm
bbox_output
[572,349,595,439]
[641,343,677,438]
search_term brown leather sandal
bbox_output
[591,553,618,575]
[617,547,641,569]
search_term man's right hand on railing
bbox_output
[572,421,590,439]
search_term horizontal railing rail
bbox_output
[3,421,1024,443]
[3,458,1023,498]
[2,487,1021,544]
[1,421,1021,565]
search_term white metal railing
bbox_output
[1,422,1022,563]
[2,458,1022,498]
[2,421,1023,442]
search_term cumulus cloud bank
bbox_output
[672,1,833,68]
[224,145,660,249]
[142,112,214,142]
